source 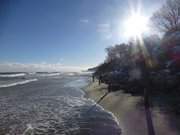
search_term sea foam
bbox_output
[37,73,61,77]
[0,73,26,78]
[0,79,38,88]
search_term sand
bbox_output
[85,81,180,135]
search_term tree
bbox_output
[105,43,131,67]
[151,0,180,32]
[94,44,131,79]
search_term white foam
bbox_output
[38,73,61,77]
[85,96,120,126]
[66,73,76,76]
[0,79,38,88]
[28,72,36,75]
[23,124,34,135]
[0,73,26,78]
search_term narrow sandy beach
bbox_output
[85,81,180,135]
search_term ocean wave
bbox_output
[0,79,38,88]
[0,76,121,134]
[66,72,77,76]
[28,72,36,75]
[37,73,61,77]
[2,95,120,135]
[0,73,26,78]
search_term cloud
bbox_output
[97,23,112,40]
[0,62,89,72]
[80,19,89,23]
[97,23,111,32]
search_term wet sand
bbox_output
[85,81,180,135]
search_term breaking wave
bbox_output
[0,73,26,78]
[37,73,61,77]
[0,96,121,135]
[0,79,38,88]
[0,75,121,135]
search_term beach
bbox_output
[85,80,180,135]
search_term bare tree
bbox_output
[151,0,180,32]
[105,44,131,67]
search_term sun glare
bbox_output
[124,14,149,38]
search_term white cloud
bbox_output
[97,23,111,32]
[0,62,89,72]
[97,23,112,40]
[80,19,89,23]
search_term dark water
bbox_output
[0,73,121,135]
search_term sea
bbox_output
[0,72,121,135]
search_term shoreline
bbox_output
[84,80,180,135]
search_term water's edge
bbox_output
[81,80,121,131]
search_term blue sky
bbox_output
[0,0,165,71]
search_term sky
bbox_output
[0,0,165,72]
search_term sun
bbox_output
[124,13,149,38]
